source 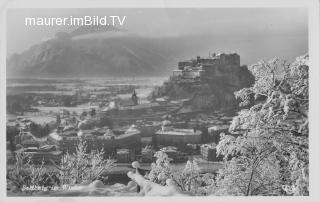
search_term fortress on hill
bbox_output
[151,52,254,110]
[171,53,241,82]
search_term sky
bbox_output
[6,8,308,62]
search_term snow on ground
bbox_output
[23,170,192,196]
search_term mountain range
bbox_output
[7,25,199,78]
[6,25,307,78]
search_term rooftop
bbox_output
[201,143,217,149]
[102,101,161,112]
[208,125,230,131]
[49,127,140,141]
[156,128,202,136]
[117,149,130,154]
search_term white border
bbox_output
[0,0,319,202]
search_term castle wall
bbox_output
[173,53,241,82]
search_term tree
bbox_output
[215,54,309,196]
[7,152,49,194]
[146,151,215,195]
[146,151,174,186]
[175,160,202,193]
[55,139,115,185]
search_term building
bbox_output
[155,120,202,147]
[160,146,188,162]
[15,131,47,148]
[116,149,132,163]
[100,99,182,121]
[200,143,222,162]
[138,121,162,137]
[172,53,241,82]
[48,125,141,158]
[16,145,62,164]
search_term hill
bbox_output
[150,54,255,111]
[6,27,176,78]
[7,25,307,78]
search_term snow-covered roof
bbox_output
[157,128,202,136]
[125,125,139,133]
[208,125,229,131]
[117,149,130,154]
[201,143,217,149]
[49,132,63,141]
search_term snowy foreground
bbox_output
[31,170,192,196]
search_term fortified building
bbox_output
[172,53,240,83]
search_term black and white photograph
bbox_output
[1,0,319,200]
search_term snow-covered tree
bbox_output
[146,152,214,195]
[57,139,115,185]
[7,152,49,194]
[215,54,309,196]
[146,151,174,186]
[174,160,201,193]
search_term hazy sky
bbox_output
[6,8,308,59]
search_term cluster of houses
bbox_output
[10,112,233,164]
[8,81,237,165]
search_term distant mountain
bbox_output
[70,25,121,37]
[6,25,307,78]
[7,26,197,78]
[6,29,172,77]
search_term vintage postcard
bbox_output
[1,0,319,201]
